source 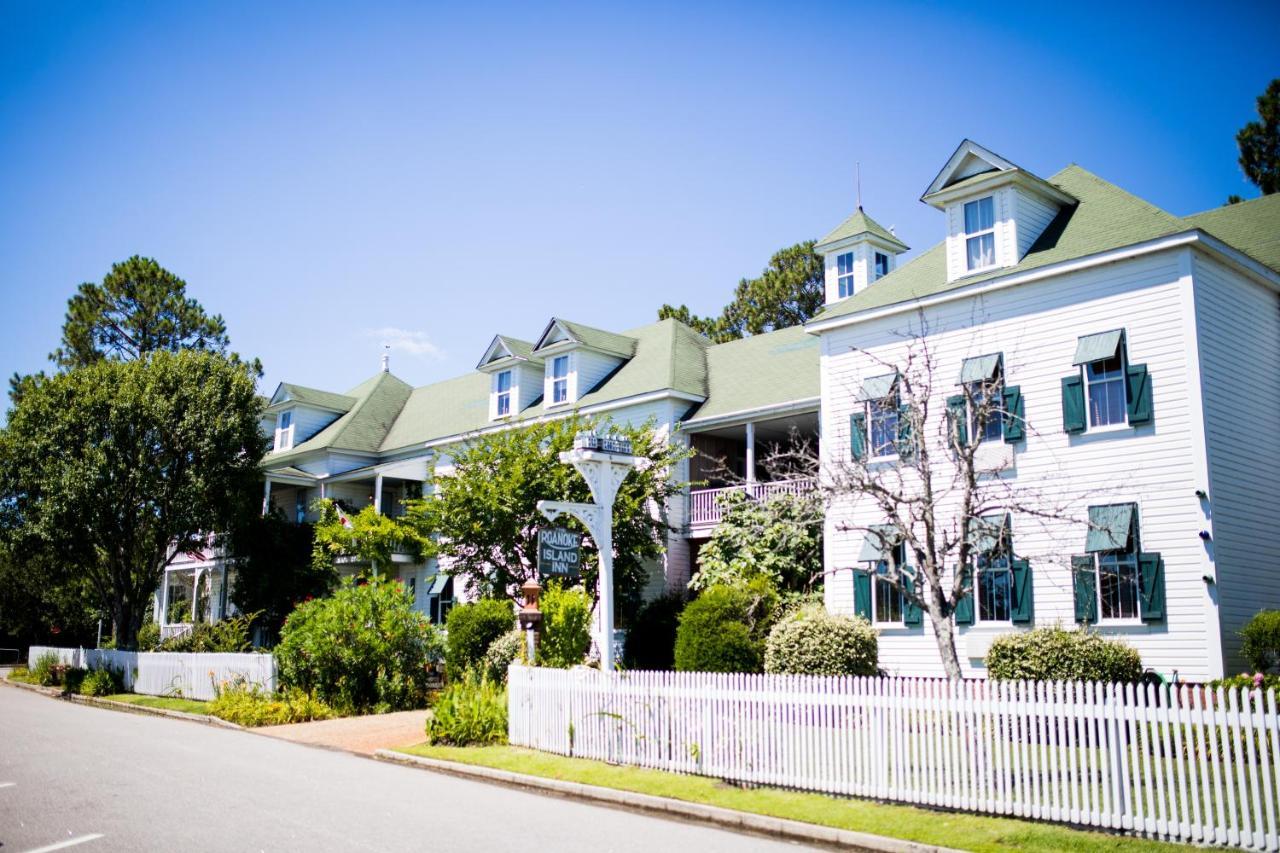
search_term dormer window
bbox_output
[837,252,855,298]
[495,370,512,417]
[551,355,569,404]
[275,410,295,451]
[874,252,890,280]
[964,196,996,271]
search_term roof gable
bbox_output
[532,317,637,359]
[816,207,910,253]
[267,383,357,413]
[923,139,1018,198]
[265,371,413,465]
[476,335,540,370]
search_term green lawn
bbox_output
[397,744,1177,853]
[102,693,212,715]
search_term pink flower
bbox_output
[1254,673,1265,688]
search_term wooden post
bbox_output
[373,473,384,514]
[745,421,756,484]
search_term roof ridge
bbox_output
[1184,191,1280,221]
[329,371,412,450]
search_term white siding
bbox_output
[287,405,341,445]
[1193,252,1280,672]
[1012,187,1060,259]
[574,349,625,398]
[821,249,1220,680]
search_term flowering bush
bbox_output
[764,605,878,676]
[1207,672,1280,693]
[481,630,525,683]
[275,577,444,714]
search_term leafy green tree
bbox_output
[537,582,592,668]
[411,416,690,617]
[1236,78,1280,198]
[310,499,435,578]
[689,489,823,594]
[223,510,331,646]
[658,241,824,342]
[0,544,99,647]
[0,351,265,648]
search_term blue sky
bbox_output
[1,1,1277,397]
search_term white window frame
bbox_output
[866,395,899,461]
[494,370,512,417]
[274,410,295,451]
[550,355,570,405]
[869,543,907,626]
[837,251,855,298]
[874,251,890,280]
[963,196,997,272]
[967,375,1005,444]
[975,549,1013,625]
[1083,352,1128,431]
[1094,546,1142,624]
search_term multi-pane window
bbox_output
[495,370,512,416]
[964,196,996,271]
[280,410,292,430]
[837,252,855,298]
[976,549,1012,622]
[868,395,899,458]
[968,376,1004,443]
[1097,547,1140,620]
[874,252,890,280]
[874,543,907,624]
[551,356,569,404]
[1085,354,1126,427]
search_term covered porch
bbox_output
[685,408,819,531]
[155,549,235,641]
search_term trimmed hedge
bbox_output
[674,581,779,674]
[445,598,515,678]
[764,605,878,676]
[623,592,685,671]
[985,626,1142,682]
[538,584,592,668]
[1240,610,1280,673]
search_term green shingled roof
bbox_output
[1183,193,1280,273]
[686,324,820,423]
[268,383,358,413]
[811,166,1190,323]
[535,318,637,358]
[817,207,909,252]
[266,371,413,466]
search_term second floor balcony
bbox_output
[690,477,817,527]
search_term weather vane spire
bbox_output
[381,344,390,373]
[856,161,862,210]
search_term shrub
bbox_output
[985,626,1142,682]
[157,612,257,653]
[31,651,60,686]
[444,598,514,678]
[1240,610,1280,673]
[674,580,780,673]
[482,631,525,683]
[62,667,87,693]
[275,577,444,714]
[209,683,337,727]
[765,605,878,676]
[79,667,124,696]
[136,621,161,651]
[1208,672,1280,693]
[538,583,592,668]
[7,666,34,684]
[623,592,685,671]
[425,672,507,745]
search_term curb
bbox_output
[373,749,964,853]
[2,676,241,730]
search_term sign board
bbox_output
[538,527,582,578]
[573,431,633,456]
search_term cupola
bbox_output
[921,139,1076,283]
[814,206,909,305]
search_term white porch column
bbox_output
[191,569,202,622]
[373,473,384,514]
[160,573,170,625]
[262,478,273,516]
[319,480,327,500]
[745,421,756,484]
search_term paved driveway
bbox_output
[0,684,805,852]
[256,708,428,754]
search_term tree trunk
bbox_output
[926,583,964,680]
[112,598,144,650]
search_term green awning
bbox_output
[1085,504,1135,552]
[428,573,451,595]
[855,373,898,402]
[1073,330,1124,365]
[857,524,901,562]
[967,513,1010,554]
[959,353,1002,384]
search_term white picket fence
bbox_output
[27,646,276,701]
[507,666,1280,849]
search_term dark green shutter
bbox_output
[1010,557,1033,623]
[954,566,974,625]
[946,394,968,448]
[1138,552,1165,622]
[850,412,867,461]
[853,570,872,620]
[896,405,914,460]
[1072,556,1097,624]
[1002,385,1025,442]
[902,570,922,626]
[1126,364,1153,425]
[1062,375,1086,433]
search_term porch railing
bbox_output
[160,624,193,642]
[689,478,815,526]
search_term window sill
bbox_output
[1085,422,1132,435]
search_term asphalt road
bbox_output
[0,685,805,853]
